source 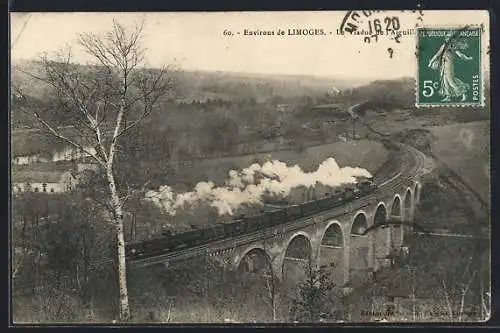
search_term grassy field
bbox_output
[427,120,490,203]
[170,140,389,190]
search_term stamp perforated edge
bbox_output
[414,24,487,108]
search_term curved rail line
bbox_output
[126,142,426,269]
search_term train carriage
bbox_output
[357,179,377,195]
[222,220,243,236]
[174,229,204,249]
[260,214,273,229]
[343,187,355,201]
[317,197,332,210]
[285,205,302,220]
[201,223,226,241]
[301,200,319,216]
[126,242,143,257]
[326,196,341,207]
[244,214,264,232]
[245,214,271,232]
[269,210,287,225]
[127,234,177,257]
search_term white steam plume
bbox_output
[145,157,372,216]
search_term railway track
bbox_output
[126,142,426,269]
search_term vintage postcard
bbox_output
[10,10,491,324]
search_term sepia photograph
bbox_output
[10,10,491,324]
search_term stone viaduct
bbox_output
[129,144,427,288]
[221,180,422,286]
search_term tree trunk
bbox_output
[265,272,277,321]
[480,279,484,319]
[270,280,277,321]
[106,166,130,321]
[22,215,27,239]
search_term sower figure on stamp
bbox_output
[428,36,473,102]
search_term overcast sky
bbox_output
[10,11,490,80]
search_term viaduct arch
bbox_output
[318,221,344,283]
[282,233,313,284]
[390,194,403,247]
[349,211,369,284]
[226,180,422,287]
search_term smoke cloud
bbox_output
[145,157,371,216]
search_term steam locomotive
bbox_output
[126,176,377,259]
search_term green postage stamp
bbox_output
[416,26,484,107]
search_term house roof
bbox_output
[310,103,345,110]
[295,104,348,119]
[12,170,73,184]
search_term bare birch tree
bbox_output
[13,19,177,321]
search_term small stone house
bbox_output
[13,170,78,193]
[12,163,100,194]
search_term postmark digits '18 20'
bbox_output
[416,26,483,107]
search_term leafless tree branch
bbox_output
[13,86,107,166]
[441,280,454,320]
[115,65,178,139]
